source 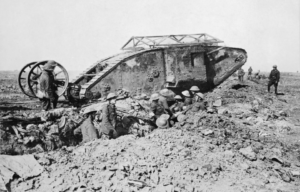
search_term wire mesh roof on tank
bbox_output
[121,33,224,50]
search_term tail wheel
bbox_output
[18,61,38,97]
[27,60,69,97]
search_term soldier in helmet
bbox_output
[182,90,192,106]
[170,95,184,114]
[99,93,118,139]
[149,93,167,120]
[190,86,201,103]
[73,107,98,143]
[39,60,59,111]
[268,65,280,95]
[158,89,173,116]
[169,95,184,122]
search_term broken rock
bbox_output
[239,146,257,161]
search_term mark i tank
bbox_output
[18,33,247,101]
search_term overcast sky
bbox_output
[0,0,299,75]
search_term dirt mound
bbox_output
[1,75,300,192]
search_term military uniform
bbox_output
[170,101,184,113]
[192,94,203,103]
[150,100,166,118]
[100,103,117,138]
[248,67,252,76]
[74,115,98,143]
[39,69,58,111]
[238,68,245,82]
[184,97,193,106]
[268,68,280,94]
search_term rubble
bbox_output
[1,73,300,191]
[0,155,44,191]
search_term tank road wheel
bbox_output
[18,61,39,97]
[27,60,69,97]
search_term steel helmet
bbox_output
[174,95,182,100]
[151,93,159,101]
[159,88,174,97]
[82,107,96,114]
[273,65,277,68]
[181,90,191,97]
[106,92,117,100]
[155,114,170,129]
[196,92,204,98]
[190,86,200,92]
[43,60,57,71]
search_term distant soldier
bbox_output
[268,65,280,95]
[99,93,118,139]
[38,60,59,111]
[182,90,192,106]
[254,70,260,79]
[238,68,245,82]
[248,67,253,76]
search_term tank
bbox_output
[18,33,247,101]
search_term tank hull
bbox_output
[73,45,247,98]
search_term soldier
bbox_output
[38,60,59,111]
[254,70,261,79]
[248,67,253,76]
[190,86,200,102]
[193,92,204,103]
[99,93,118,139]
[159,89,173,116]
[170,95,184,114]
[182,90,192,106]
[268,65,280,95]
[73,107,98,143]
[149,93,167,120]
[170,95,184,122]
[238,68,245,82]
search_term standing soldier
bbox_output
[100,93,118,139]
[268,65,280,95]
[238,68,245,82]
[39,60,59,111]
[248,67,253,76]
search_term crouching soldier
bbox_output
[182,90,192,108]
[149,93,167,120]
[170,95,184,120]
[73,107,98,143]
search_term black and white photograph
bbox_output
[0,0,299,191]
